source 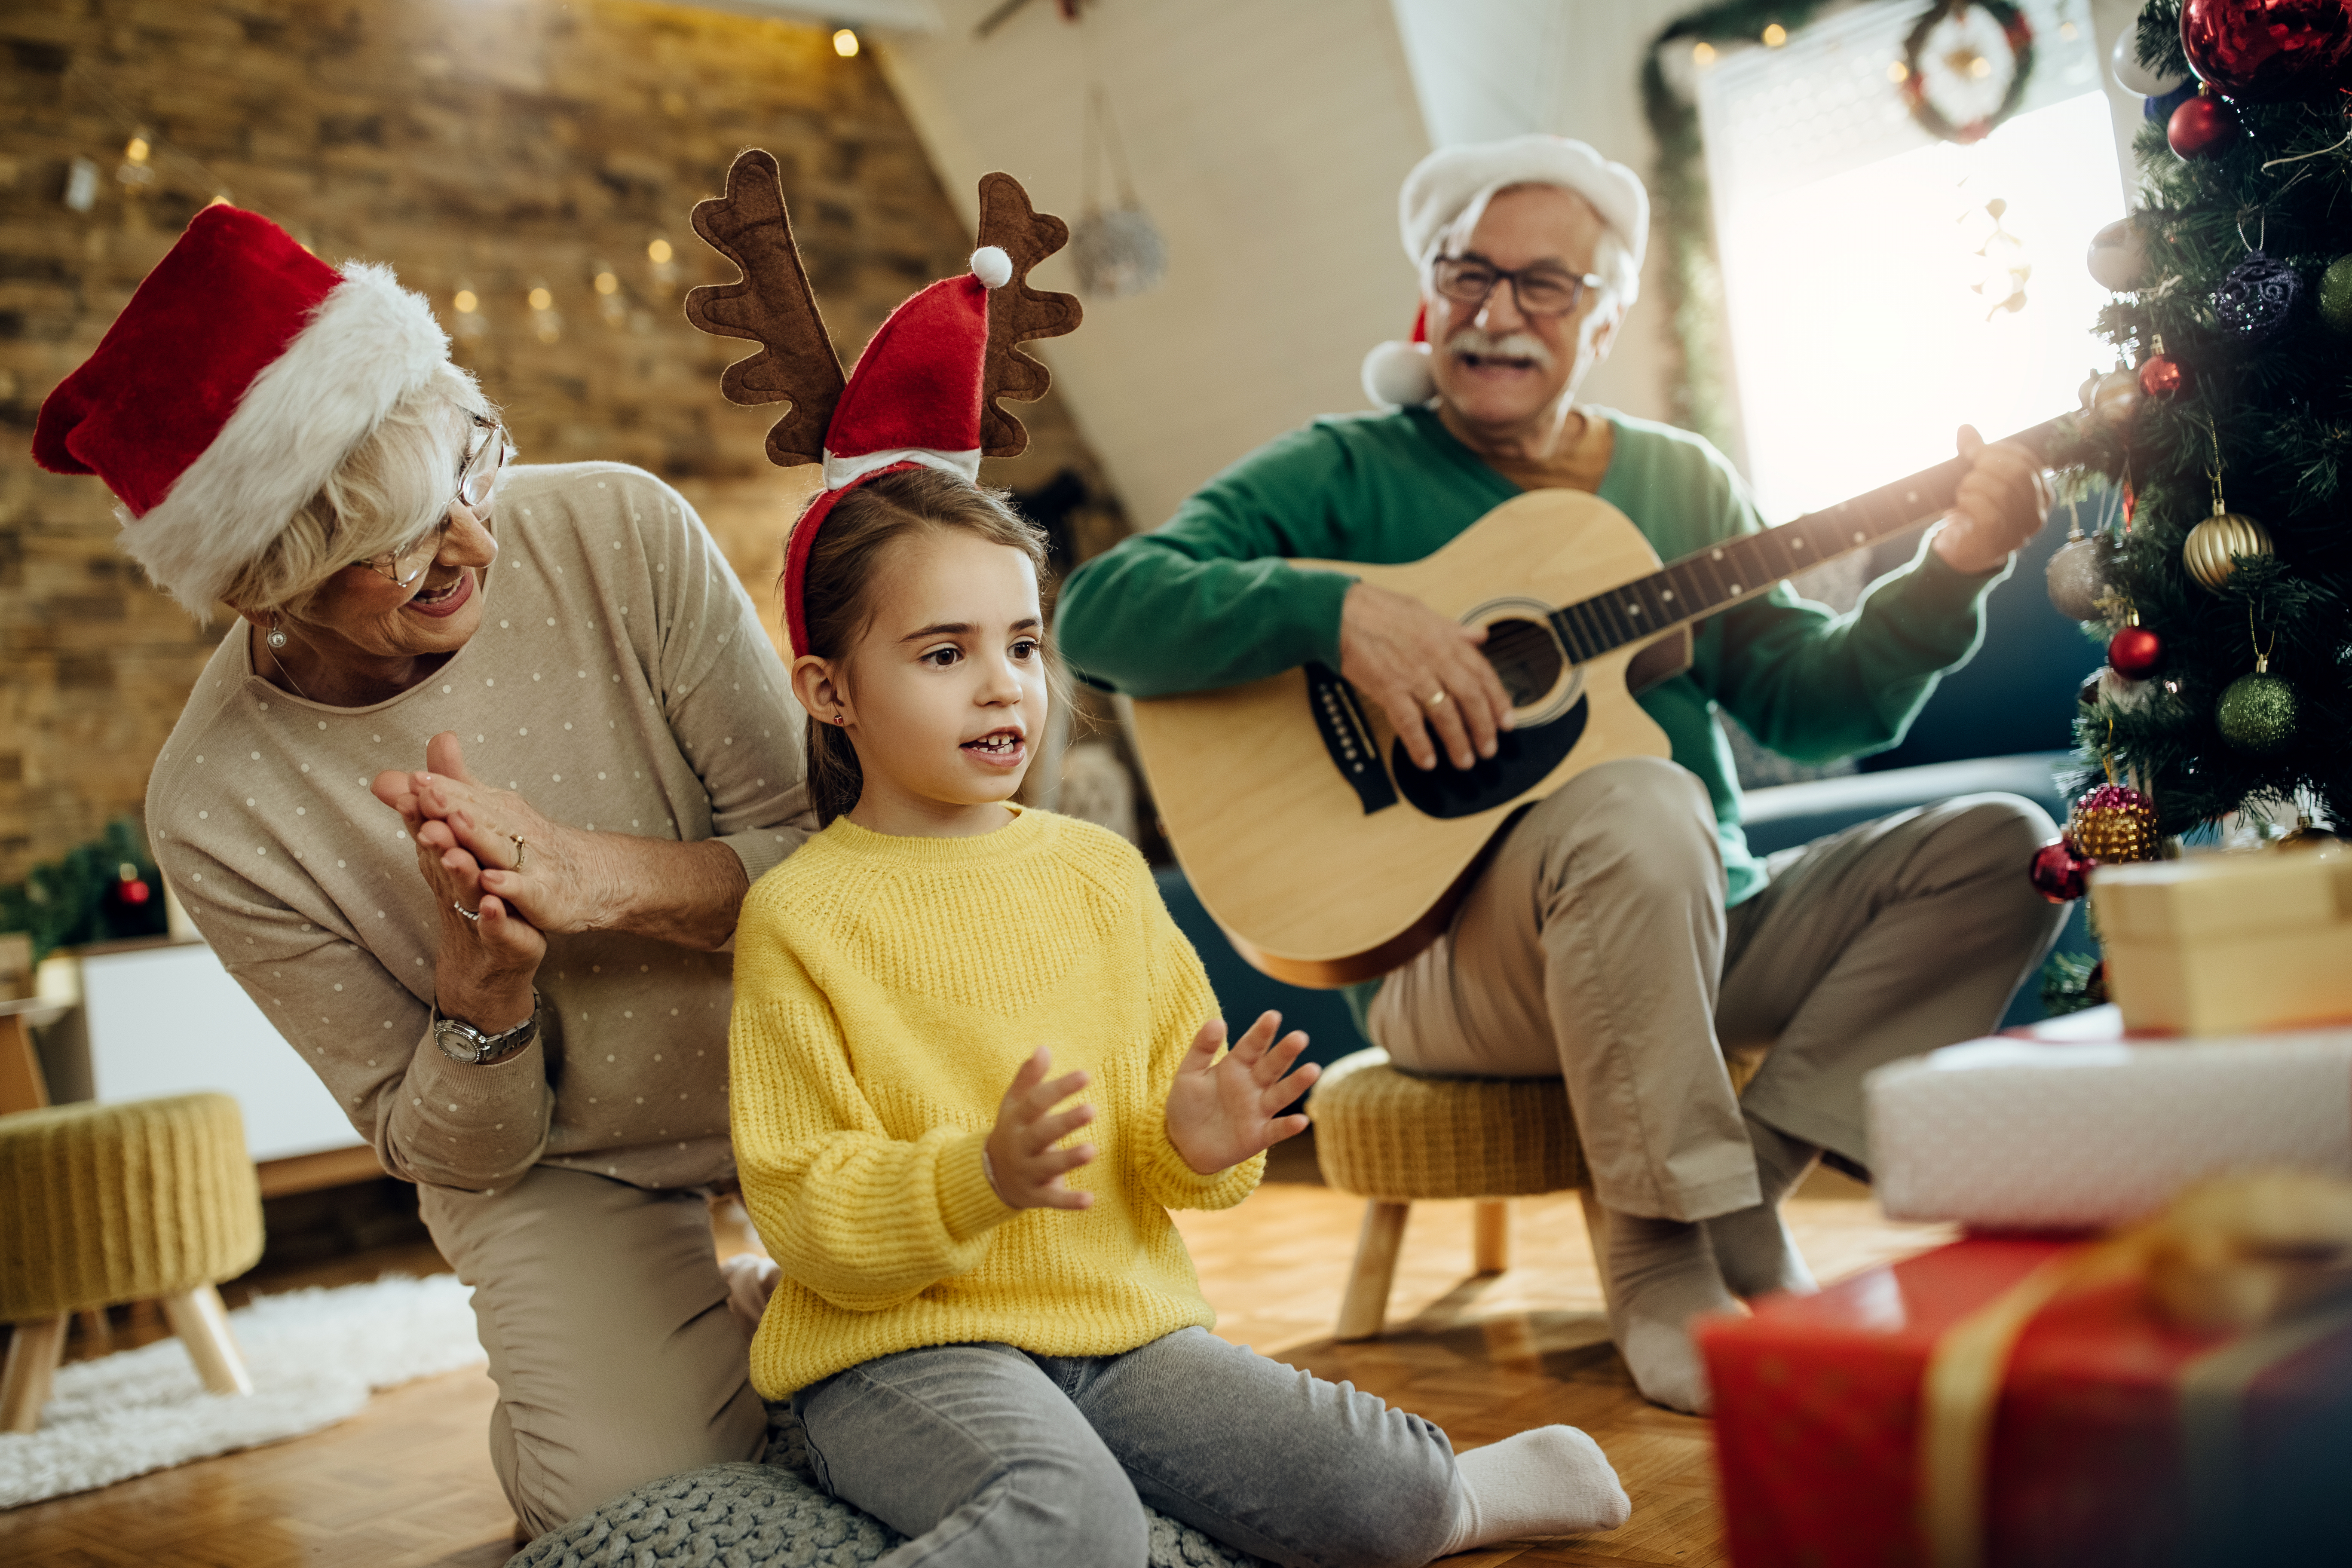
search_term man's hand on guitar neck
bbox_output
[1340,582,1516,772]
[1929,424,2053,576]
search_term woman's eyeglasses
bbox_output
[356,413,512,587]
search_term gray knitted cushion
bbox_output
[511,1408,1270,1568]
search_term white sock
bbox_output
[1704,1115,1821,1301]
[1598,1209,1740,1415]
[1437,1426,1630,1554]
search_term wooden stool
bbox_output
[1307,1049,1586,1340]
[0,1092,266,1431]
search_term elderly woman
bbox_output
[34,204,809,1533]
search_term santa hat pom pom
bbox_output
[1361,340,1434,409]
[970,246,1013,289]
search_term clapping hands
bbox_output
[1166,1011,1318,1176]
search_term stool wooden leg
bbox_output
[1472,1199,1510,1275]
[2,1315,69,1433]
[1336,1201,1410,1341]
[162,1285,253,1397]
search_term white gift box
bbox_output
[1866,1022,2352,1231]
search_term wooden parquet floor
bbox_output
[0,1158,1951,1567]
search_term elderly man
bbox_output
[1054,135,2068,1413]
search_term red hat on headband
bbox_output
[33,202,450,613]
[684,150,1081,657]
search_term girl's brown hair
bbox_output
[794,465,1060,825]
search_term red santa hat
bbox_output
[33,202,451,613]
[1361,134,1650,410]
[780,246,1013,657]
[683,151,1081,661]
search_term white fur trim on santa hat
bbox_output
[123,261,450,613]
[970,247,1012,289]
[1399,135,1649,294]
[822,446,983,491]
[1361,340,1434,410]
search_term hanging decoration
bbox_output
[2086,216,2153,291]
[2066,781,2163,863]
[2108,607,2163,678]
[2181,440,2272,591]
[2136,335,2191,399]
[2211,248,2301,338]
[2168,86,2240,156]
[1900,0,2037,144]
[2179,0,2352,104]
[2217,606,2300,753]
[2319,254,2352,333]
[1070,86,1167,300]
[2046,526,2116,620]
[2112,21,2189,94]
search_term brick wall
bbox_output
[0,0,1121,885]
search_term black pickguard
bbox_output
[1389,695,1589,818]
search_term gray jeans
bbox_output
[791,1328,1458,1568]
[1370,757,2066,1220]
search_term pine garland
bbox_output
[2056,0,2352,833]
[0,819,169,963]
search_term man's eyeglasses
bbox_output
[357,413,512,587]
[1430,254,1606,319]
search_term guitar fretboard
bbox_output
[1547,414,2072,664]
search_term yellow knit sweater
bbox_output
[729,807,1264,1397]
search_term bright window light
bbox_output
[1698,1,2122,522]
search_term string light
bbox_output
[1762,22,1787,46]
[1888,60,1910,82]
[451,280,486,341]
[594,270,619,295]
[527,279,561,343]
[646,238,673,264]
[1692,40,1716,66]
[832,28,859,58]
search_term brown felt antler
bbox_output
[976,172,1084,459]
[683,149,844,469]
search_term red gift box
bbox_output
[1698,1237,2352,1568]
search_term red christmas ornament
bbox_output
[118,878,152,906]
[2180,0,2352,104]
[2138,352,2191,400]
[2029,838,2093,902]
[2168,88,2240,157]
[2108,623,2163,677]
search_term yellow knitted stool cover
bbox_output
[0,1093,264,1322]
[1308,1049,1586,1202]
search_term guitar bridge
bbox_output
[1304,662,1397,815]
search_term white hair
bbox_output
[1423,181,1642,310]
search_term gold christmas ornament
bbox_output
[2088,368,2141,429]
[2183,510,2274,591]
[2066,782,2162,863]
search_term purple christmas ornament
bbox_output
[2212,251,2302,340]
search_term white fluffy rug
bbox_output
[0,1274,485,1508]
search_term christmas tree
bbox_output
[0,819,168,963]
[2048,1,2350,882]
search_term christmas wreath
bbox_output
[1900,0,2036,144]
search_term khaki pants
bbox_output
[1368,757,2065,1222]
[420,1165,768,1536]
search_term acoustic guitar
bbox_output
[1124,416,2071,988]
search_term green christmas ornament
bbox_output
[2321,254,2352,336]
[2217,672,2299,755]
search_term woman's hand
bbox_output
[370,753,544,1032]
[1165,1011,1318,1176]
[985,1047,1096,1211]
[375,733,607,935]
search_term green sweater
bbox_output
[1056,405,2007,907]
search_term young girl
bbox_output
[726,469,1632,1567]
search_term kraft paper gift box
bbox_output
[1698,1237,2352,1568]
[2089,848,2352,1036]
[1867,1025,2352,1231]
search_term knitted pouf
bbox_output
[1308,1048,1584,1202]
[512,1408,1271,1568]
[0,1092,264,1322]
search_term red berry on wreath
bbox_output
[2108,623,2162,678]
[2168,88,2238,158]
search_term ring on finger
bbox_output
[509,834,527,872]
[1421,689,1449,710]
[453,900,481,923]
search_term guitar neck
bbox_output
[1547,413,2075,663]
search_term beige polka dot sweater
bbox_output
[147,462,815,1193]
[729,808,1264,1398]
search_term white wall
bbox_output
[877,0,1431,531]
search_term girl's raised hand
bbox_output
[985,1047,1096,1210]
[1165,1011,1319,1176]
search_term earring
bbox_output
[266,617,289,651]
[833,713,846,725]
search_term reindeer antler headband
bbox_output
[685,149,1081,656]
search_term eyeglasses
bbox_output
[1430,254,1606,318]
[356,414,512,587]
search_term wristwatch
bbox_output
[432,991,542,1065]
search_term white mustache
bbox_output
[1447,329,1555,369]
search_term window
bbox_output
[1696,0,2120,521]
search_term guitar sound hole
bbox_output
[1481,617,1563,708]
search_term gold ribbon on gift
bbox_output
[1918,1170,2352,1568]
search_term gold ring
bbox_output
[510,835,527,872]
[1422,689,1449,710]
[453,900,481,923]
